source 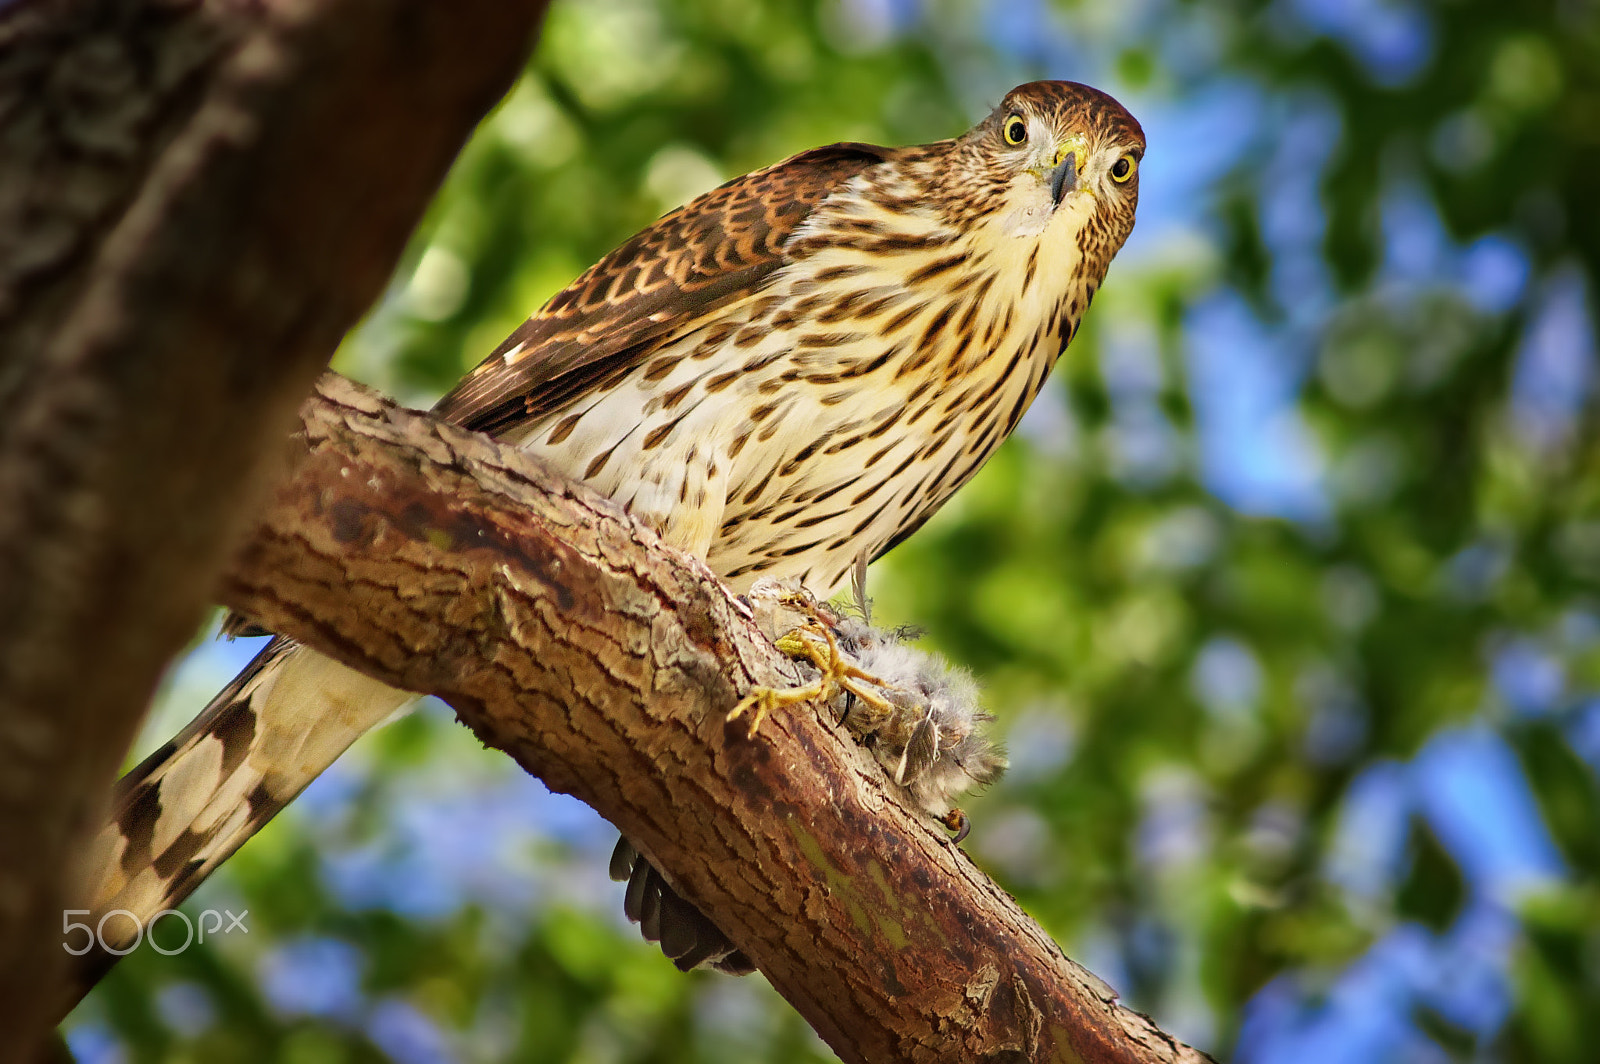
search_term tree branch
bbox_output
[0,1,545,1057]
[218,373,1213,1064]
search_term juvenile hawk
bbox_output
[81,80,1144,979]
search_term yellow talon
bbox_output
[726,679,827,738]
[728,599,905,738]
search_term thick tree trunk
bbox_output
[0,1,544,1059]
[217,373,1213,1064]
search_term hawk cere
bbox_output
[80,81,1144,978]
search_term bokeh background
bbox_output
[65,0,1600,1060]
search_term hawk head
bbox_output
[948,80,1145,274]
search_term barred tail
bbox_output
[65,636,750,1006]
[609,837,753,975]
[69,639,412,994]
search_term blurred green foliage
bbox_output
[67,0,1600,1060]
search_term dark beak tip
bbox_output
[1050,152,1078,205]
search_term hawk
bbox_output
[78,80,1143,980]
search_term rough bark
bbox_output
[215,373,1214,1064]
[0,1,544,1058]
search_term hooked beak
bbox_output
[1043,135,1089,207]
[1049,153,1077,205]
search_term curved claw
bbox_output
[941,807,971,845]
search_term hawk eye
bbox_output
[1002,115,1028,146]
[1111,154,1137,183]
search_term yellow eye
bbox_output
[1003,115,1028,146]
[1110,153,1138,183]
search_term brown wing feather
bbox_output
[432,142,896,437]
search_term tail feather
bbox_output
[70,631,757,1006]
[609,837,754,975]
[78,638,413,954]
